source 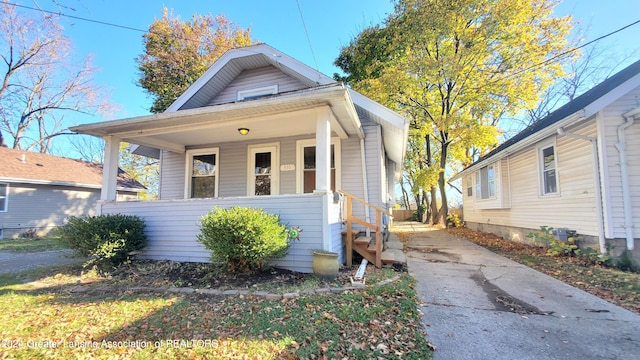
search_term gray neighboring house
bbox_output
[71,43,409,273]
[452,59,640,263]
[0,147,146,238]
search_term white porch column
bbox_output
[101,135,120,202]
[315,108,331,193]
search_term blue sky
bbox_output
[7,0,640,145]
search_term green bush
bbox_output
[197,206,289,273]
[57,214,147,270]
[446,213,462,228]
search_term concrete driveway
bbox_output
[395,222,640,360]
[0,249,80,275]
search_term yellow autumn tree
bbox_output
[137,8,253,113]
[336,0,573,223]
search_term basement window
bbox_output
[237,85,278,101]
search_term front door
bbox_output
[248,144,279,196]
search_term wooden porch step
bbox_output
[354,236,371,246]
[342,229,360,239]
[367,242,381,252]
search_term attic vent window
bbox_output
[237,85,278,101]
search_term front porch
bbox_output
[99,192,343,273]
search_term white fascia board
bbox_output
[72,84,351,137]
[450,110,586,182]
[0,177,145,193]
[584,72,640,117]
[349,89,407,129]
[0,176,101,189]
[165,48,252,113]
[165,43,336,112]
[348,89,409,166]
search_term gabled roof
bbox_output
[0,147,145,192]
[166,43,409,165]
[453,58,640,180]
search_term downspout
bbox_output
[615,108,640,250]
[360,138,371,237]
[557,127,606,254]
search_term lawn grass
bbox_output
[0,237,66,253]
[0,263,432,359]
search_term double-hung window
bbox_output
[296,138,341,193]
[466,176,473,197]
[0,183,7,212]
[540,145,558,195]
[185,148,219,198]
[475,164,495,199]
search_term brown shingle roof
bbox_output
[0,147,145,191]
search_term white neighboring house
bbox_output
[452,59,640,263]
[0,147,145,238]
[71,43,409,273]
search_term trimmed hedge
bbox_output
[197,206,289,273]
[57,214,147,270]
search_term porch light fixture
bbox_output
[238,127,250,135]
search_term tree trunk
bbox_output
[429,186,438,224]
[437,138,449,225]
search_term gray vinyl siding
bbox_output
[363,124,383,210]
[159,150,185,200]
[101,193,334,273]
[209,66,309,105]
[600,84,640,238]
[160,132,381,201]
[0,183,99,237]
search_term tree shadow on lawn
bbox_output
[1,259,426,358]
[0,261,92,293]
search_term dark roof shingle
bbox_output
[476,58,640,164]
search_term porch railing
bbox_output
[338,190,392,268]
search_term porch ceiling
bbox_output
[71,84,362,153]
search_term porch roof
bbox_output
[71,83,362,155]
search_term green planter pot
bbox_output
[312,251,339,280]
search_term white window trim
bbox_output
[475,164,496,200]
[0,183,8,212]
[247,142,280,196]
[537,139,559,196]
[184,148,220,199]
[295,138,341,194]
[466,175,473,197]
[237,85,278,101]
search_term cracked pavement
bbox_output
[395,222,640,360]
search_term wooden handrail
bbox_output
[338,190,392,217]
[339,190,391,268]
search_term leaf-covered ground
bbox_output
[447,227,640,315]
[0,261,432,359]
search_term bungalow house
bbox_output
[0,147,146,238]
[71,43,409,273]
[452,59,640,263]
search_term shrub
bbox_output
[197,206,289,273]
[20,229,39,238]
[57,214,147,270]
[446,213,462,228]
